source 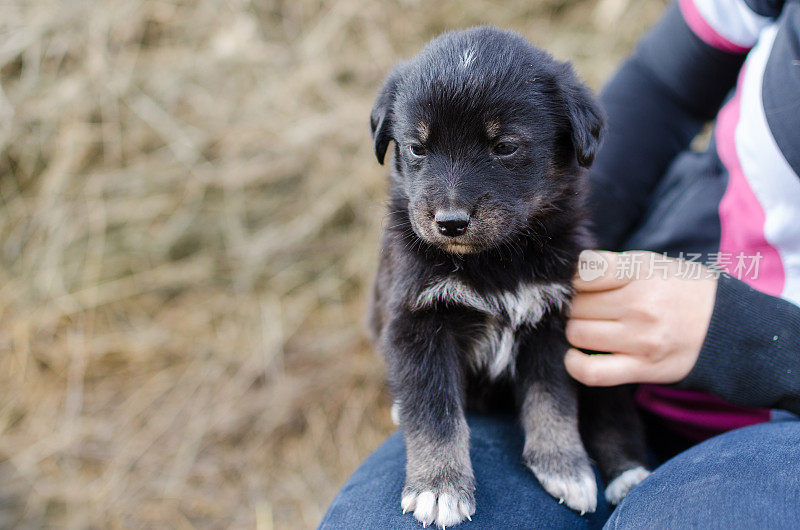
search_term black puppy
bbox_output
[368,27,649,528]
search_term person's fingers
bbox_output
[569,290,627,320]
[564,348,645,386]
[573,250,634,292]
[565,319,635,353]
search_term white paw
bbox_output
[391,401,401,426]
[401,490,475,528]
[536,469,597,514]
[604,466,650,505]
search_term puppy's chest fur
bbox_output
[414,277,570,378]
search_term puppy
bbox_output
[368,27,649,528]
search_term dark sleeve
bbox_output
[680,274,800,414]
[589,2,746,249]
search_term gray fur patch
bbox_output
[521,382,596,513]
[459,47,476,69]
[414,278,570,378]
[414,277,569,323]
[414,277,495,314]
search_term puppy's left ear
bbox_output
[370,65,404,165]
[557,63,605,168]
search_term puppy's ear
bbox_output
[370,66,404,165]
[557,63,605,168]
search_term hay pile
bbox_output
[0,0,662,527]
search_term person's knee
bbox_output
[319,430,409,529]
[606,420,800,529]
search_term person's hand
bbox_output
[564,250,717,386]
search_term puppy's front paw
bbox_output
[401,470,475,528]
[604,465,650,505]
[525,451,597,514]
[401,489,475,528]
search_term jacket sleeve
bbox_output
[588,0,774,249]
[679,273,800,415]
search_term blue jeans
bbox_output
[320,414,800,529]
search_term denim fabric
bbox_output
[606,418,800,529]
[320,414,800,529]
[319,415,612,529]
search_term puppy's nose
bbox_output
[435,209,470,237]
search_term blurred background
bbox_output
[0,0,664,528]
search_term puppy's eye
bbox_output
[493,142,518,156]
[408,144,427,157]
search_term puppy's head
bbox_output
[371,27,603,255]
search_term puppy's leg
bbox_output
[579,385,650,505]
[516,328,597,514]
[385,312,475,528]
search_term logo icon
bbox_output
[577,250,608,282]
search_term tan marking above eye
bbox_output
[417,122,430,143]
[485,120,501,138]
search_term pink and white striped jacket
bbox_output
[588,0,800,441]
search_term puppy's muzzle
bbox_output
[434,209,470,237]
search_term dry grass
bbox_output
[0,0,663,528]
